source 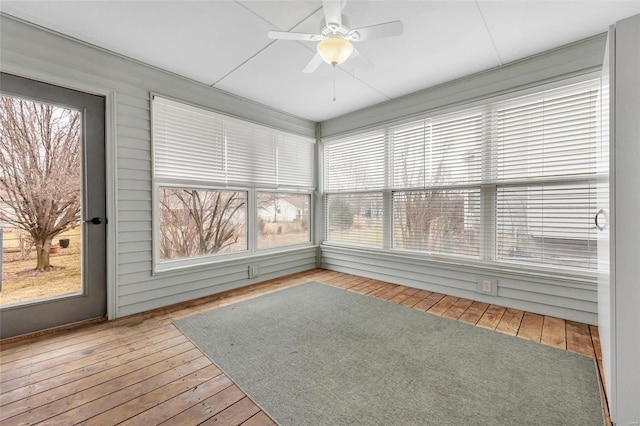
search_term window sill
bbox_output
[153,244,318,277]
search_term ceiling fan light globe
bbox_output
[317,37,354,66]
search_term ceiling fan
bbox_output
[267,0,404,73]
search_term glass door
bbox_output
[596,27,613,403]
[0,73,106,339]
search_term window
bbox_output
[159,188,247,260]
[323,78,599,273]
[496,184,596,269]
[153,96,314,269]
[391,111,483,257]
[324,130,385,248]
[326,193,384,248]
[393,189,480,257]
[257,193,310,249]
[324,110,483,258]
[493,83,598,269]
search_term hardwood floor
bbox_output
[0,269,609,425]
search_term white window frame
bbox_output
[151,94,315,273]
[153,184,314,272]
[322,74,601,278]
[154,184,249,271]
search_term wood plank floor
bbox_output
[0,269,609,425]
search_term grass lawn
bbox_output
[1,230,82,306]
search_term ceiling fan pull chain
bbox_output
[333,66,337,102]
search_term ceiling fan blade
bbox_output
[322,0,343,27]
[268,30,318,41]
[351,47,375,73]
[303,53,324,74]
[349,20,403,41]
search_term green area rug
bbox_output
[174,282,603,425]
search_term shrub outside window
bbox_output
[326,193,383,248]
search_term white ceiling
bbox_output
[1,1,639,122]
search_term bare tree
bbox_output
[396,190,464,251]
[395,160,471,253]
[0,96,81,270]
[159,189,245,259]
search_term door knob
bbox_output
[86,217,102,225]
[595,209,607,231]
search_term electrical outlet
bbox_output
[248,265,260,279]
[476,277,498,296]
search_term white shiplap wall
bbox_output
[319,34,608,325]
[322,246,597,324]
[0,14,317,318]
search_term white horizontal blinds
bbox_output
[324,130,386,192]
[277,134,314,189]
[430,111,483,187]
[153,95,314,190]
[153,96,224,182]
[493,80,599,270]
[496,183,597,269]
[392,120,426,188]
[324,131,385,248]
[390,111,482,190]
[393,189,481,257]
[389,110,482,257]
[322,78,599,271]
[494,81,598,183]
[225,119,276,187]
[325,193,384,248]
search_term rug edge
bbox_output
[172,280,604,425]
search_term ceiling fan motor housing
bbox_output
[320,15,353,40]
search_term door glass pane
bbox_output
[0,95,82,306]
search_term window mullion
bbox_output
[383,191,393,250]
[248,188,256,255]
[481,108,497,261]
[384,128,393,249]
[480,185,496,261]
